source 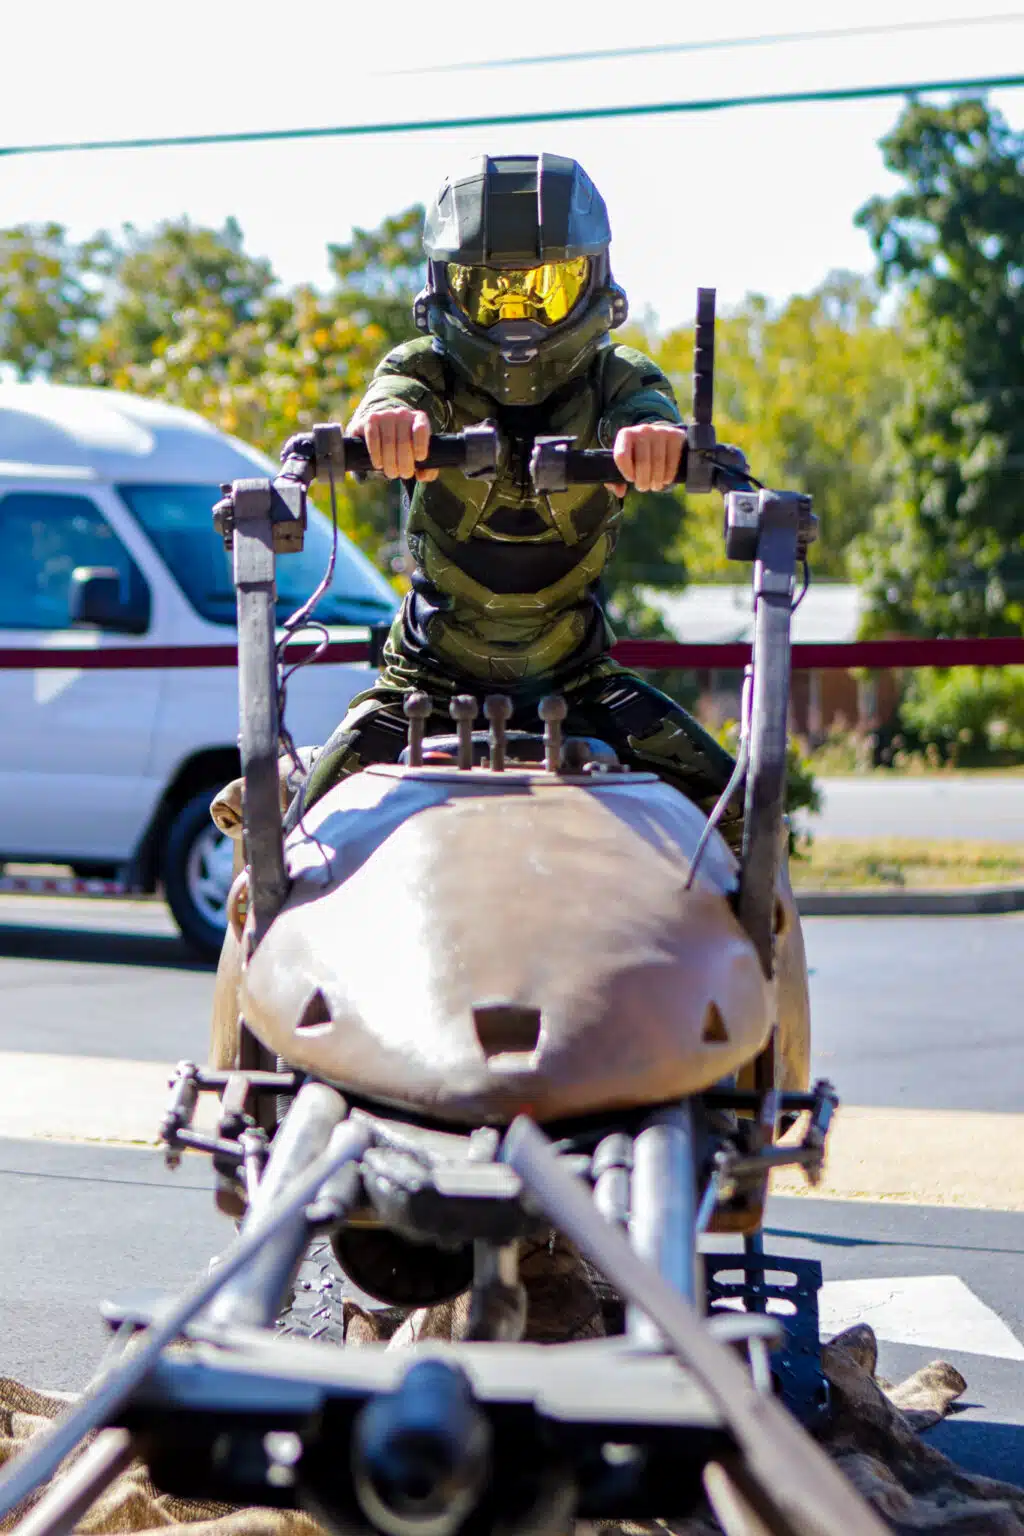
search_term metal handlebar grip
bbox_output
[283,422,499,482]
[530,436,691,495]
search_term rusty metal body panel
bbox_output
[234,765,789,1124]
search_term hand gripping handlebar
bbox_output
[529,436,755,496]
[279,421,499,485]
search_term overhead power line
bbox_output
[1,72,1023,160]
[393,12,1024,76]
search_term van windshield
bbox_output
[117,484,398,628]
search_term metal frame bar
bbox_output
[0,1119,371,1524]
[502,1116,886,1536]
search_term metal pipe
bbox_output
[12,1430,135,1536]
[592,1132,632,1228]
[737,493,804,978]
[538,695,567,773]
[450,696,477,771]
[627,1105,700,1345]
[207,1083,349,1328]
[0,1117,372,1523]
[501,1116,887,1536]
[483,694,512,773]
[403,691,432,768]
[231,482,289,945]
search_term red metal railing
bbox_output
[2,636,1024,670]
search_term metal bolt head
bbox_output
[450,695,478,723]
[538,694,568,723]
[483,694,513,725]
[403,691,432,722]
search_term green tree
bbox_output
[853,98,1024,636]
[328,205,425,348]
[0,223,106,379]
[636,273,904,582]
[86,216,276,365]
[75,214,422,564]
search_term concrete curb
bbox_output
[796,884,1024,916]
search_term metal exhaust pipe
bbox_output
[206,1082,349,1328]
[627,1104,701,1346]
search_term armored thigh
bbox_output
[565,672,744,851]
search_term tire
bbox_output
[278,1237,405,1345]
[278,1239,350,1344]
[161,788,236,958]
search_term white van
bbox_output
[0,384,397,954]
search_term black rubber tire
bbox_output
[278,1238,350,1345]
[161,788,232,959]
[279,1238,410,1344]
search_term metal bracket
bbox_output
[531,435,574,494]
[705,1254,830,1429]
[214,477,306,554]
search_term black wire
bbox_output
[272,465,342,880]
[708,452,765,491]
[393,12,1024,76]
[792,557,811,613]
[275,464,341,775]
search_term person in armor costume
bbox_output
[293,153,745,846]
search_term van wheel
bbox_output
[162,789,235,958]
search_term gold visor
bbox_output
[447,257,590,328]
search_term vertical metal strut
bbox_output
[231,481,289,945]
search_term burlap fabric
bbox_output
[4,1241,1024,1535]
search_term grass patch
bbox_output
[790,837,1024,889]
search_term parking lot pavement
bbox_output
[760,1196,1024,1487]
[803,775,1024,842]
[0,1138,224,1391]
[0,893,211,1064]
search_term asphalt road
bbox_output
[1,893,1023,1494]
[0,895,211,1063]
[805,912,1024,1111]
[807,775,1024,842]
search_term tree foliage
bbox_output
[0,224,107,380]
[632,273,904,582]
[853,98,1024,636]
[70,214,426,562]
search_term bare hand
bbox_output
[607,422,685,496]
[351,407,439,482]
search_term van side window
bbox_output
[0,492,149,631]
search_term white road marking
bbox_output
[819,1274,1024,1362]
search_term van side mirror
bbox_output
[69,566,150,635]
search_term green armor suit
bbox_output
[298,155,742,848]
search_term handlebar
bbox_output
[279,422,499,485]
[529,436,755,496]
[276,421,754,498]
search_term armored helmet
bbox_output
[414,154,628,408]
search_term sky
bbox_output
[1,0,1023,330]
